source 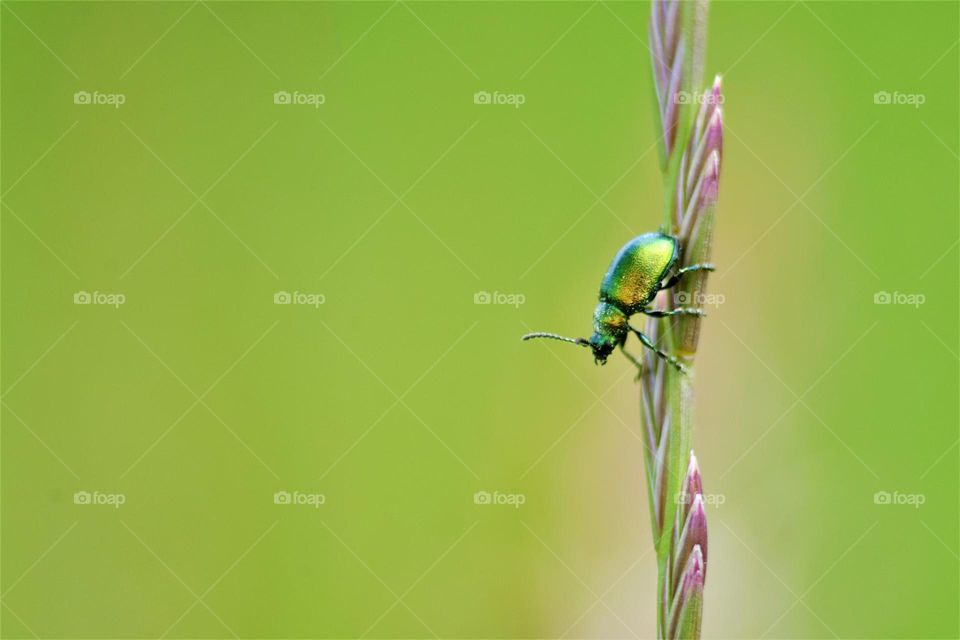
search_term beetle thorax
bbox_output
[589,301,628,364]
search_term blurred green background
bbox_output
[2,1,957,638]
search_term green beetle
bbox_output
[523,231,714,373]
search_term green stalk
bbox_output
[645,2,721,637]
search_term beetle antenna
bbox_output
[522,332,590,347]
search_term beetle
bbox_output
[522,231,714,374]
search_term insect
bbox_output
[523,231,714,374]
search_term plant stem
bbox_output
[645,2,721,638]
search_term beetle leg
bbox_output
[629,327,687,374]
[659,263,715,290]
[641,307,706,318]
[618,344,644,380]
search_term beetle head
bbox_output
[522,302,627,366]
[587,334,617,365]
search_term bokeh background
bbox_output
[2,1,958,638]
